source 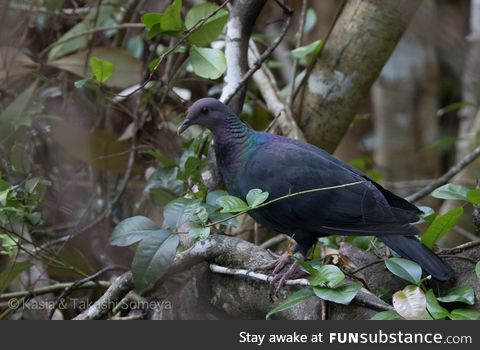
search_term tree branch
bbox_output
[298,0,421,152]
[406,144,480,202]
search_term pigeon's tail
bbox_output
[379,235,454,281]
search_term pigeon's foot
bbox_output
[254,251,307,299]
[268,260,306,298]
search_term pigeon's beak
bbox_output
[177,118,191,135]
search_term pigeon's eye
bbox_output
[201,107,208,114]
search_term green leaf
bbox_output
[146,167,185,206]
[313,282,362,305]
[246,189,269,208]
[132,230,179,290]
[266,288,315,319]
[310,264,345,288]
[208,211,238,228]
[90,56,114,83]
[425,289,449,320]
[185,3,228,46]
[189,46,226,80]
[431,183,469,201]
[140,149,175,167]
[437,284,475,305]
[467,189,480,204]
[126,35,144,59]
[142,0,183,38]
[448,309,480,320]
[216,195,249,213]
[190,206,208,224]
[385,257,422,284]
[0,260,32,294]
[392,285,426,320]
[290,40,322,65]
[74,78,90,88]
[371,310,401,320]
[476,261,480,280]
[188,226,210,241]
[49,47,142,89]
[163,198,201,228]
[421,207,464,249]
[304,8,317,34]
[206,190,229,208]
[419,206,435,223]
[47,4,118,60]
[0,81,38,143]
[109,216,158,246]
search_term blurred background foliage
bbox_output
[0,0,479,319]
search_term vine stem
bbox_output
[206,181,364,228]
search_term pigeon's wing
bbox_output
[239,139,419,236]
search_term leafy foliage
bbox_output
[421,207,463,249]
[385,258,422,284]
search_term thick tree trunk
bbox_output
[298,0,421,153]
[372,0,441,197]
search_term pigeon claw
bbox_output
[254,252,306,300]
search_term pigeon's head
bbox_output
[177,98,233,134]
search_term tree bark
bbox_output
[298,0,421,153]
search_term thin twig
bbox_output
[222,2,293,105]
[287,0,308,106]
[0,281,110,300]
[48,265,125,319]
[406,144,480,202]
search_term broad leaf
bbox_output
[385,257,422,284]
[371,310,401,320]
[146,167,185,206]
[163,198,201,228]
[266,288,315,319]
[310,264,345,288]
[0,47,38,84]
[206,190,229,208]
[90,56,114,83]
[189,46,226,80]
[48,4,118,60]
[448,309,480,320]
[304,8,317,34]
[188,226,210,241]
[0,260,32,294]
[467,189,480,204]
[216,195,249,213]
[190,206,208,224]
[431,183,469,201]
[246,189,269,208]
[425,289,449,320]
[109,216,158,246]
[0,81,38,143]
[185,3,228,46]
[437,284,475,305]
[49,47,141,88]
[290,40,322,65]
[142,0,183,38]
[393,285,426,320]
[132,230,179,290]
[421,207,464,249]
[313,282,362,305]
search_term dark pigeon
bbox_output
[178,98,454,284]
